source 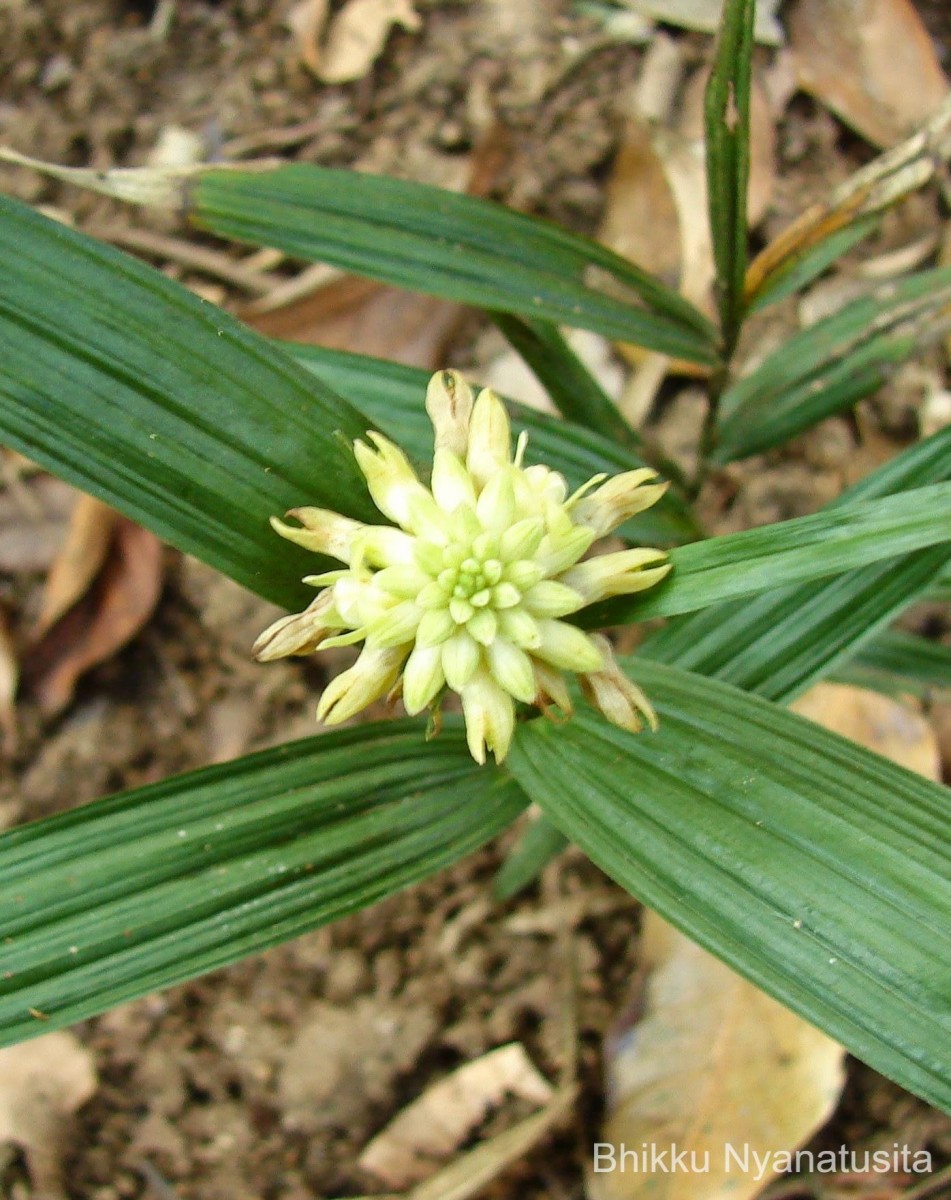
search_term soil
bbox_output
[1,2,951,1199]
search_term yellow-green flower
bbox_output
[253,370,671,764]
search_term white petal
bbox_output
[426,369,474,457]
[466,388,511,489]
[402,643,446,714]
[431,448,477,513]
[534,619,604,672]
[561,549,670,604]
[579,635,658,732]
[442,629,481,690]
[317,645,407,725]
[521,580,585,618]
[467,607,498,646]
[252,590,342,661]
[498,607,542,650]
[365,600,422,648]
[487,638,536,703]
[573,470,667,537]
[374,564,432,599]
[353,432,434,530]
[500,517,544,562]
[475,470,516,531]
[416,607,456,647]
[270,509,364,563]
[461,669,516,764]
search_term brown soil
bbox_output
[1,2,951,1198]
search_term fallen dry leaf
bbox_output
[0,1031,97,1199]
[25,515,164,715]
[617,0,783,44]
[295,0,422,84]
[789,0,949,149]
[360,1043,553,1187]
[791,682,941,779]
[745,95,951,305]
[590,683,940,1200]
[287,0,330,75]
[33,494,118,640]
[0,473,75,575]
[590,912,846,1200]
[246,274,464,367]
[0,604,17,752]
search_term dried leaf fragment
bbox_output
[590,911,846,1200]
[359,1042,553,1187]
[33,494,118,640]
[0,1031,97,1199]
[295,0,422,85]
[26,516,164,714]
[789,0,949,149]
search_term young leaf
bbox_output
[0,152,718,363]
[743,95,951,308]
[0,720,526,1047]
[508,660,951,1114]
[705,0,756,349]
[716,267,951,461]
[191,166,719,362]
[0,195,376,613]
[580,482,951,625]
[641,425,951,700]
[832,628,951,698]
[492,815,569,902]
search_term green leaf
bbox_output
[746,214,879,313]
[0,720,525,1046]
[490,312,638,448]
[833,629,951,698]
[716,268,951,461]
[0,194,379,614]
[580,482,951,626]
[492,815,569,902]
[190,164,718,363]
[642,425,951,701]
[508,661,951,1113]
[705,0,756,349]
[286,341,701,545]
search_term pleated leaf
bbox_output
[0,721,525,1046]
[716,268,951,461]
[189,164,718,363]
[642,425,951,701]
[508,661,951,1113]
[0,194,377,613]
[580,481,951,626]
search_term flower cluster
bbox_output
[254,371,671,763]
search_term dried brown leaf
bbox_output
[617,0,783,44]
[789,0,949,150]
[0,604,17,753]
[287,0,331,75]
[791,682,941,781]
[246,275,464,368]
[746,94,951,303]
[0,1031,97,1200]
[590,911,846,1200]
[33,494,118,640]
[359,1043,554,1187]
[318,0,421,85]
[0,474,74,575]
[26,517,164,715]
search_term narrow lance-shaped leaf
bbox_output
[0,720,526,1047]
[832,628,951,698]
[580,481,951,626]
[705,0,756,349]
[715,267,951,462]
[0,195,378,612]
[0,150,719,364]
[643,424,951,701]
[508,661,951,1113]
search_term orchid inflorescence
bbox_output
[254,370,671,763]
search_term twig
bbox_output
[222,115,330,160]
[86,225,276,296]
